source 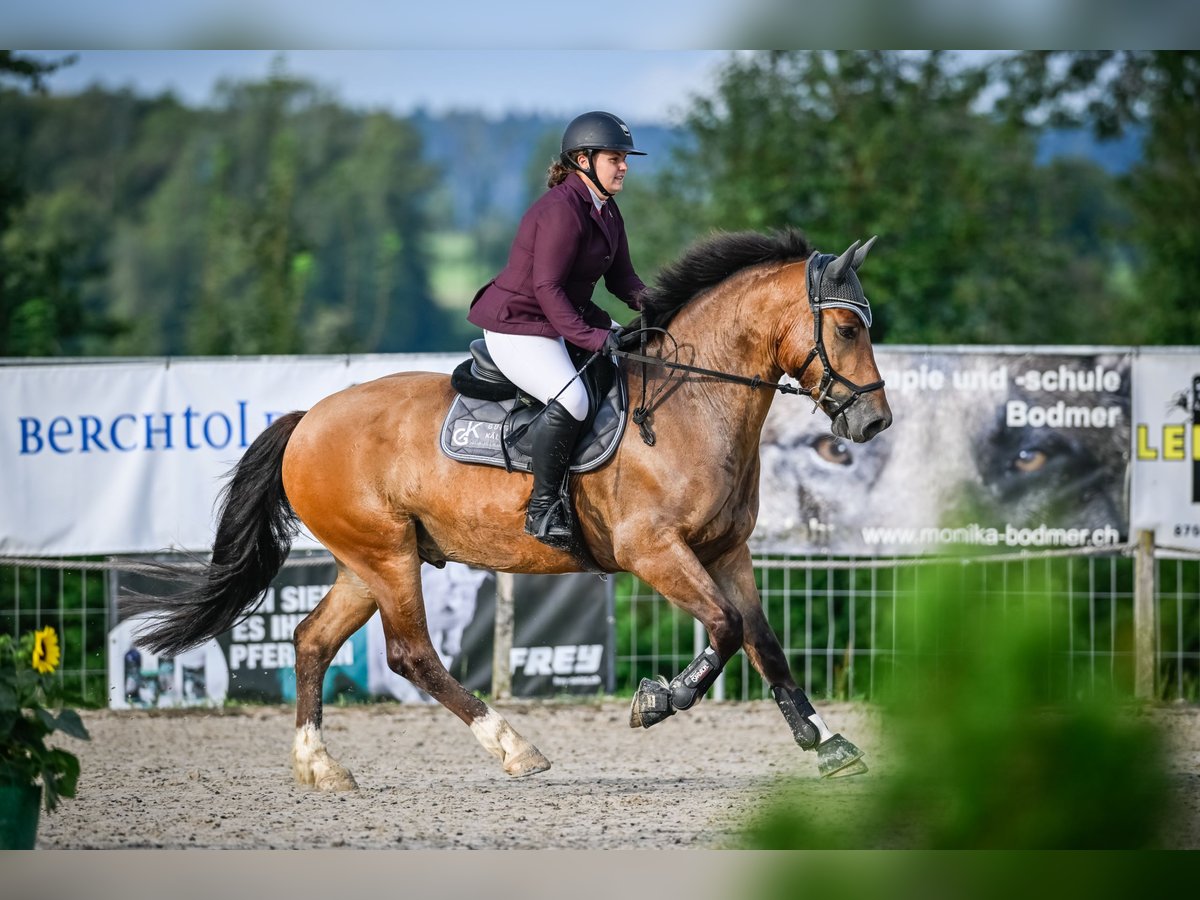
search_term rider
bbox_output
[467,111,647,550]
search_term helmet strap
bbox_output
[564,149,611,198]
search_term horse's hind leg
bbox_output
[291,564,378,791]
[360,532,551,778]
[709,545,868,778]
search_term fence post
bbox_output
[492,571,514,701]
[1133,530,1157,700]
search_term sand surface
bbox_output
[36,700,1200,849]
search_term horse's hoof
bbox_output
[293,758,359,791]
[817,733,868,778]
[504,748,552,778]
[629,676,675,729]
[314,766,359,791]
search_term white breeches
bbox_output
[483,331,590,422]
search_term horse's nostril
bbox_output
[862,415,891,440]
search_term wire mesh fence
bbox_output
[2,546,1198,706]
[615,550,1200,704]
[2,559,110,705]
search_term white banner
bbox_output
[1,354,459,556]
[1130,350,1200,548]
[5,347,1198,558]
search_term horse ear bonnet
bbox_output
[806,236,876,327]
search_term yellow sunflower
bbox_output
[32,625,61,674]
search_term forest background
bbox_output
[1,50,1196,359]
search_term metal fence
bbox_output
[616,546,1199,704]
[3,559,109,704]
[3,544,1198,706]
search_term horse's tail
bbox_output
[128,410,306,656]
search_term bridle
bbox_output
[789,250,886,423]
[611,251,885,445]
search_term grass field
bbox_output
[428,231,494,311]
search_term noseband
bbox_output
[791,251,885,424]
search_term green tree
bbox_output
[992,51,1200,343]
[637,50,1131,345]
[104,67,447,355]
[0,51,73,92]
[298,106,442,352]
[0,53,122,357]
[183,72,313,355]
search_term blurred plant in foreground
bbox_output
[741,559,1177,853]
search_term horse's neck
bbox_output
[649,275,788,441]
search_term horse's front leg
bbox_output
[708,543,868,778]
[619,535,745,729]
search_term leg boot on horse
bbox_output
[524,399,584,551]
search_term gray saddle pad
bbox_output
[439,374,628,473]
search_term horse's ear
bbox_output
[825,240,860,283]
[851,235,878,270]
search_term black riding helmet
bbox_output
[560,111,646,197]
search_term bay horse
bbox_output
[130,228,892,788]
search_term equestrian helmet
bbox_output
[560,111,647,157]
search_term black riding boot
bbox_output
[525,400,585,550]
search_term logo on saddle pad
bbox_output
[451,420,502,450]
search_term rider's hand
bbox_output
[603,332,622,355]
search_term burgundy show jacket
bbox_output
[467,175,645,352]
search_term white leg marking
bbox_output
[469,709,551,777]
[468,709,518,762]
[292,722,357,790]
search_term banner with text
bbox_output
[1130,352,1200,549]
[8,348,1199,559]
[108,559,612,708]
[0,354,460,556]
[755,348,1133,555]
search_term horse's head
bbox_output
[780,237,892,443]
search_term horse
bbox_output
[129,227,892,789]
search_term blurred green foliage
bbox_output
[739,559,1179,850]
[747,850,1179,900]
[619,51,1151,345]
[3,51,1198,357]
[0,55,464,357]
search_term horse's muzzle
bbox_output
[829,397,892,443]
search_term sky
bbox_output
[27,50,734,125]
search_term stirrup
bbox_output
[525,497,576,548]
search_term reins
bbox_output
[610,327,801,446]
[611,348,803,396]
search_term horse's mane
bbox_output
[639,228,813,329]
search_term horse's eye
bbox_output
[1013,448,1048,473]
[811,435,852,466]
[836,325,857,340]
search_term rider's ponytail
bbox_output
[546,155,575,188]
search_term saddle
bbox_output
[440,339,628,474]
